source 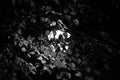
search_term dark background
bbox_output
[86,0,120,38]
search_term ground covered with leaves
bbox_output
[0,0,120,80]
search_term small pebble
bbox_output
[75,71,82,77]
[73,19,79,25]
[21,47,27,52]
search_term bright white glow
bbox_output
[66,32,71,38]
[65,45,69,50]
[55,30,64,39]
[50,45,56,52]
[48,31,54,40]
[58,43,63,51]
[50,21,56,26]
